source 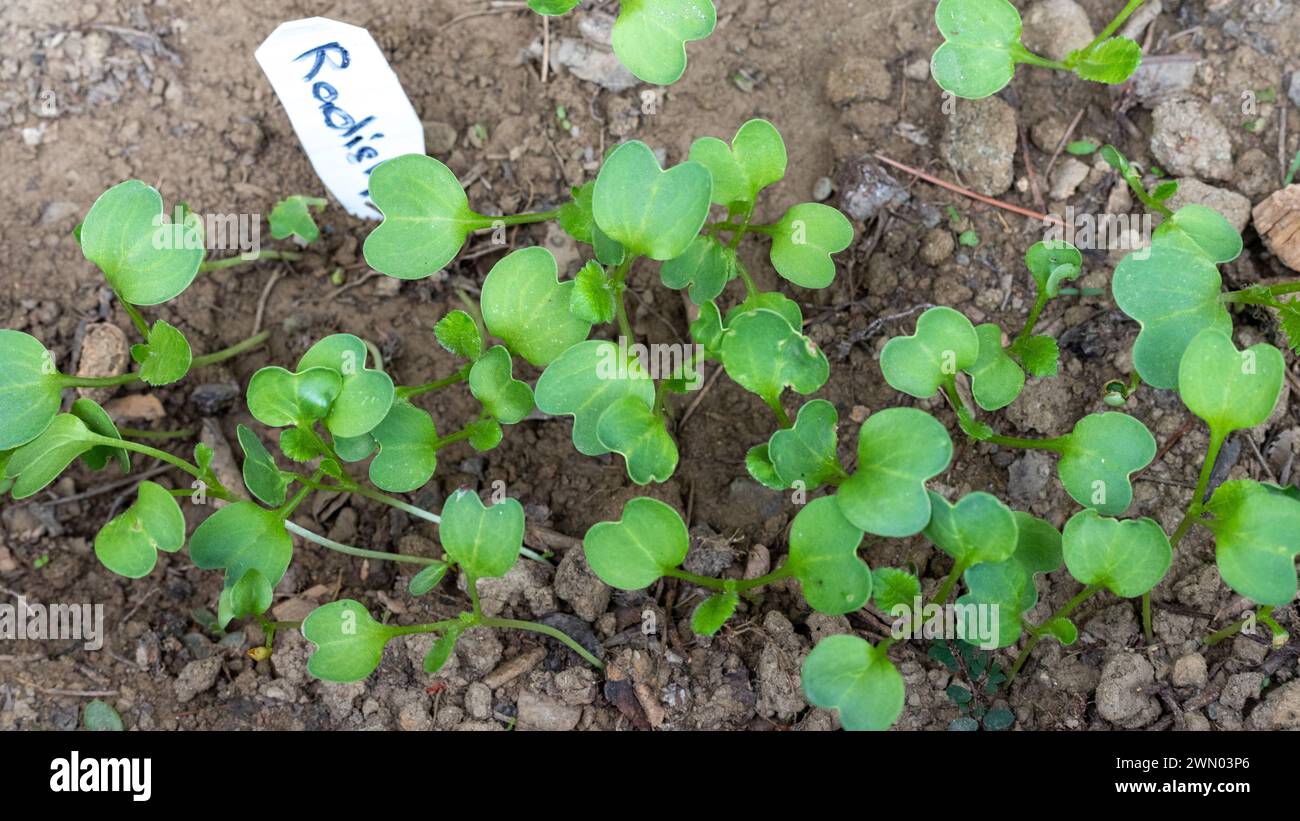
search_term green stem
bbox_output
[765,396,792,429]
[284,521,444,565]
[388,618,463,637]
[1009,42,1068,71]
[1009,584,1102,683]
[664,564,793,593]
[611,259,634,342]
[190,330,271,368]
[1220,281,1300,304]
[480,616,605,669]
[397,367,470,399]
[199,249,302,271]
[931,560,969,606]
[1204,615,1249,647]
[1170,428,1224,548]
[347,484,441,524]
[735,261,760,299]
[474,209,560,229]
[118,426,195,440]
[1083,0,1145,53]
[1012,292,1050,350]
[120,299,151,338]
[87,435,236,501]
[1142,591,1153,645]
[57,372,143,388]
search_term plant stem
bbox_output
[284,521,444,565]
[1142,591,1153,645]
[397,367,469,399]
[931,560,969,606]
[1012,292,1050,350]
[1203,614,1249,647]
[475,209,560,229]
[664,564,792,594]
[57,372,143,388]
[190,330,271,369]
[347,484,441,524]
[119,299,151,338]
[1170,428,1224,548]
[764,396,792,428]
[388,618,463,637]
[1009,42,1068,71]
[277,474,318,519]
[610,259,635,342]
[118,426,195,440]
[1009,584,1101,683]
[1220,281,1300,304]
[735,260,760,299]
[199,249,302,271]
[479,616,605,669]
[1084,0,1145,52]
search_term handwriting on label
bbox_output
[255,17,425,219]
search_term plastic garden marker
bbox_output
[79,180,204,305]
[801,634,905,731]
[930,0,1144,100]
[480,247,592,366]
[836,408,953,537]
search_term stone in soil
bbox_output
[1149,99,1233,181]
[553,547,610,623]
[825,55,891,106]
[1248,680,1300,730]
[1096,653,1161,728]
[1219,672,1264,711]
[75,322,129,402]
[835,156,909,221]
[1252,185,1300,273]
[1021,0,1094,62]
[174,656,223,704]
[1171,653,1207,689]
[917,228,954,266]
[942,97,1017,196]
[1164,179,1251,234]
[515,689,582,731]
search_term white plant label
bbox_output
[255,17,424,219]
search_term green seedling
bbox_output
[528,0,717,86]
[931,0,1145,99]
[269,195,327,244]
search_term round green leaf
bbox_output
[801,634,904,731]
[79,180,204,305]
[767,399,843,490]
[880,307,979,399]
[583,497,688,589]
[837,407,952,537]
[1062,508,1171,598]
[3,414,98,499]
[362,154,484,280]
[440,488,524,579]
[71,397,129,473]
[967,323,1024,411]
[744,443,784,490]
[660,236,734,305]
[93,480,184,578]
[535,340,656,457]
[592,141,712,261]
[236,424,289,507]
[190,501,293,593]
[246,366,342,429]
[434,310,483,361]
[529,0,580,14]
[787,496,871,615]
[1178,330,1283,435]
[688,118,787,208]
[469,345,535,425]
[596,395,678,484]
[297,334,395,438]
[724,290,804,331]
[1156,204,1242,264]
[1042,616,1078,645]
[302,600,395,682]
[765,203,854,289]
[955,512,1062,649]
[368,400,438,493]
[1206,480,1300,606]
[611,0,716,86]
[691,591,740,637]
[1112,231,1231,389]
[467,417,504,452]
[1058,412,1155,516]
[930,0,1021,99]
[719,309,829,407]
[924,491,1018,567]
[0,330,64,450]
[481,246,592,367]
[131,320,192,386]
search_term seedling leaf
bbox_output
[368,400,438,493]
[1062,508,1171,597]
[1057,412,1155,516]
[687,118,787,208]
[236,424,289,507]
[592,141,712,260]
[303,600,394,682]
[246,366,342,429]
[557,182,595,244]
[535,340,655,456]
[298,334,395,438]
[1068,37,1141,84]
[425,626,464,673]
[956,512,1062,648]
[610,0,717,86]
[691,591,739,636]
[1177,329,1283,435]
[1156,204,1242,264]
[4,414,98,499]
[744,443,784,490]
[880,306,979,399]
[1010,334,1059,378]
[595,395,678,484]
[767,399,843,490]
[70,398,129,473]
[190,501,293,592]
[786,496,871,615]
[79,180,204,305]
[718,309,829,407]
[93,480,184,578]
[930,0,1021,100]
[268,195,326,244]
[408,562,449,596]
[570,261,617,324]
[1205,480,1300,606]
[363,154,483,279]
[440,488,524,579]
[837,407,952,537]
[802,634,904,731]
[872,567,922,613]
[469,345,535,425]
[968,323,1024,410]
[583,497,688,589]
[132,320,192,386]
[766,203,854,289]
[219,568,273,627]
[481,246,592,367]
[434,310,483,361]
[924,491,1019,567]
[660,236,734,304]
[0,331,66,450]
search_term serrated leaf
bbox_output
[1010,334,1059,378]
[79,180,204,305]
[593,141,712,261]
[872,568,922,614]
[837,407,952,537]
[611,0,717,86]
[93,480,184,578]
[440,489,524,579]
[569,260,617,324]
[297,334,394,438]
[880,306,979,399]
[1069,37,1141,84]
[363,154,484,279]
[1205,480,1300,606]
[1062,508,1170,598]
[0,330,65,450]
[268,195,326,244]
[583,497,688,589]
[765,203,854,289]
[719,309,829,408]
[535,339,655,457]
[434,310,483,361]
[557,182,595,244]
[279,427,322,463]
[469,345,535,425]
[691,591,739,636]
[787,496,871,615]
[131,320,191,386]
[1177,329,1283,436]
[1058,412,1156,516]
[801,635,904,731]
[481,246,592,367]
[595,395,678,484]
[687,118,787,208]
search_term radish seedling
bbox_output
[528,0,717,86]
[931,0,1145,99]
